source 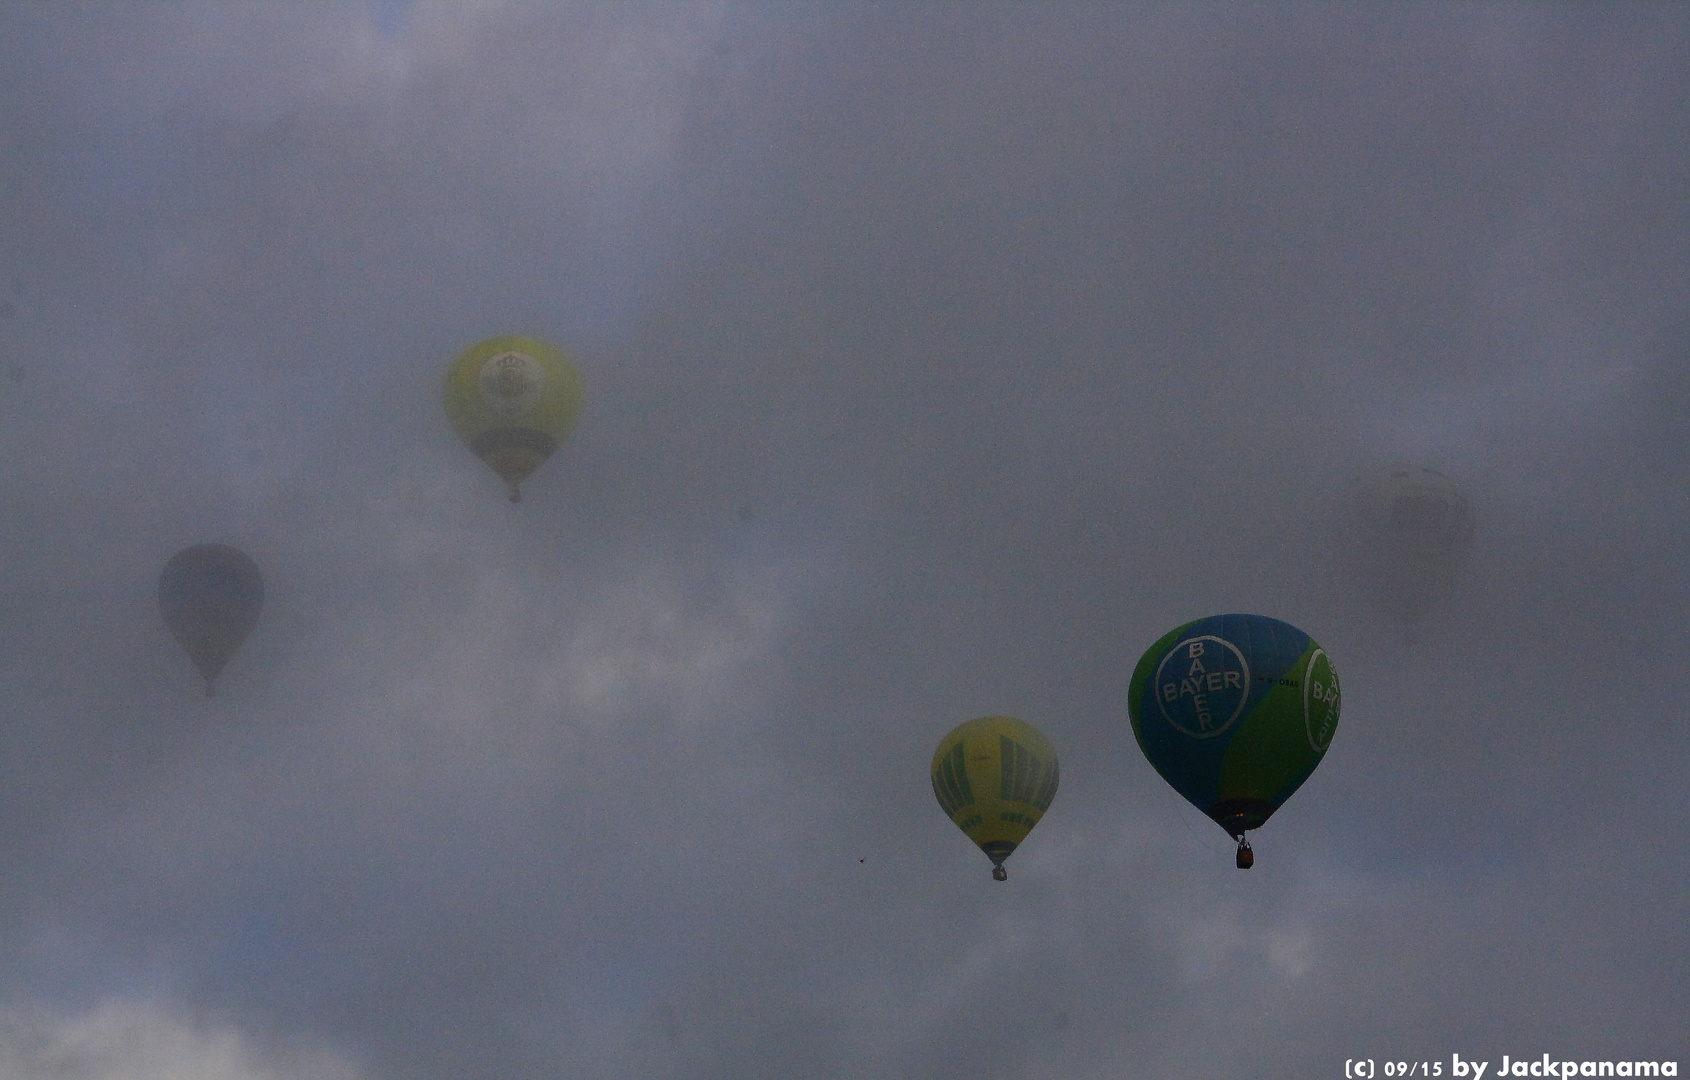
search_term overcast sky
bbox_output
[1,4,1687,1079]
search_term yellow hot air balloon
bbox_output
[443,335,585,502]
[931,715,1059,881]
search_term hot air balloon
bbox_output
[443,335,584,503]
[1336,465,1475,626]
[931,715,1059,881]
[158,544,263,697]
[1127,614,1339,868]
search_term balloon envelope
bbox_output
[158,544,263,695]
[443,335,585,502]
[931,715,1059,876]
[1128,614,1339,839]
[1337,465,1475,623]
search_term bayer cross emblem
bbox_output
[1303,649,1340,751]
[1154,635,1251,739]
[477,351,544,420]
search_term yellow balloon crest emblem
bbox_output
[443,335,584,502]
[931,716,1059,881]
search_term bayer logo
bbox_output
[477,351,545,420]
[1303,648,1340,752]
[1154,635,1251,739]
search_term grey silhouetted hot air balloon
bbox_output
[1336,466,1475,627]
[158,544,263,696]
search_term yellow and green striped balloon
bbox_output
[443,335,584,503]
[931,716,1059,881]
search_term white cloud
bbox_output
[0,1001,363,1080]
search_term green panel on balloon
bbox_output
[1128,614,1340,839]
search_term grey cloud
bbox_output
[1,4,1686,1079]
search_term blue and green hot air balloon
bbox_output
[1128,614,1340,868]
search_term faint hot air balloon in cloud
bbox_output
[1128,614,1340,868]
[159,544,263,697]
[1336,465,1475,627]
[444,335,585,503]
[931,716,1060,881]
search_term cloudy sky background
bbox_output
[1,3,1686,1078]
